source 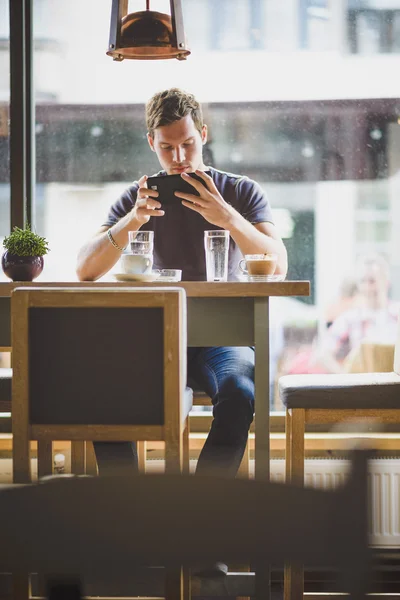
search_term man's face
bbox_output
[147,114,207,175]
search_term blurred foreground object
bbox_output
[1,452,370,599]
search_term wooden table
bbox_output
[0,279,309,481]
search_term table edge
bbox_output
[0,280,310,298]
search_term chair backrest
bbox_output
[12,286,186,431]
[0,450,371,596]
[345,342,395,374]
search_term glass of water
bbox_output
[204,230,230,282]
[128,230,154,256]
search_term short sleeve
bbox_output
[101,182,140,228]
[235,177,274,225]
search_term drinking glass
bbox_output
[128,230,154,256]
[204,230,230,282]
[122,230,154,275]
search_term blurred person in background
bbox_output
[324,275,362,328]
[319,253,398,374]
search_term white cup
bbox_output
[123,230,154,275]
[120,254,153,275]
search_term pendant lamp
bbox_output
[107,0,191,61]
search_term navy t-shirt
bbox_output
[102,167,273,281]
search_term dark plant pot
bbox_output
[1,251,44,282]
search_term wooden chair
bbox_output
[280,320,400,600]
[344,341,395,374]
[0,451,371,600]
[0,367,11,413]
[11,286,192,484]
[1,366,89,478]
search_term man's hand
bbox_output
[130,175,165,226]
[174,170,235,229]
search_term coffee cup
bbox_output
[120,253,153,275]
[239,253,278,276]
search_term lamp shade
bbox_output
[107,0,191,61]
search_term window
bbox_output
[299,0,332,51]
[348,8,400,53]
[2,0,399,410]
[0,0,10,246]
[208,0,264,51]
[0,0,10,376]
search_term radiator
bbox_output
[270,458,400,548]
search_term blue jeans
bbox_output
[93,346,255,477]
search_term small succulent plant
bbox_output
[3,225,50,257]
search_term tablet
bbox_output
[146,171,211,206]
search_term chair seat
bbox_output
[183,387,193,418]
[279,371,400,409]
[0,368,12,401]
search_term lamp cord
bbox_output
[146,0,150,10]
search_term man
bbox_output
[77,88,287,481]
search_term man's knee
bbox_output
[215,374,255,422]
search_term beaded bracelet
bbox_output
[107,228,125,252]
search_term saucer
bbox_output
[113,272,160,282]
[158,276,182,282]
[237,273,285,283]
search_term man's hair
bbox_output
[145,88,203,137]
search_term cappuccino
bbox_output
[239,253,278,276]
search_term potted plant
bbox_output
[1,225,50,282]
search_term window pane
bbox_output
[0,0,10,375]
[32,0,400,412]
[0,0,10,274]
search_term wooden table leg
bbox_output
[254,297,271,600]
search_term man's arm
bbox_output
[176,170,288,276]
[76,176,164,281]
[76,217,134,282]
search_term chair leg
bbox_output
[236,562,250,600]
[237,440,250,479]
[85,441,98,476]
[233,440,251,598]
[71,441,85,475]
[37,440,53,479]
[291,408,305,485]
[137,441,147,473]
[165,437,183,474]
[13,572,30,600]
[165,566,184,600]
[285,409,292,483]
[284,408,305,600]
[183,566,191,600]
[183,421,190,474]
[12,435,31,484]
